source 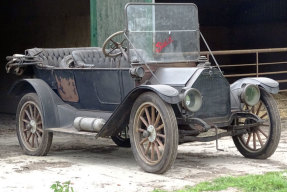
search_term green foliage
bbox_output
[153,171,287,192]
[51,181,74,192]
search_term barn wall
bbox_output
[90,0,153,47]
[0,0,90,113]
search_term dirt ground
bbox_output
[0,114,286,192]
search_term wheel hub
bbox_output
[147,125,156,142]
[29,120,37,133]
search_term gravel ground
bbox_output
[0,113,286,192]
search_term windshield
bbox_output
[125,3,200,64]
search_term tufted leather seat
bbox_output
[72,50,131,68]
[72,50,115,68]
[26,47,101,67]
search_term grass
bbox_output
[50,181,74,192]
[153,171,287,192]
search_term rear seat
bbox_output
[26,47,140,69]
[72,50,115,68]
[26,47,101,68]
[72,50,130,68]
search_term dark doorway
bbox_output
[0,0,90,113]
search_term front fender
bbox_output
[141,85,180,103]
[231,77,279,94]
[97,85,180,137]
[10,79,64,129]
[230,77,279,110]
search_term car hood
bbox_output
[149,67,204,87]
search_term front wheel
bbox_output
[16,93,53,156]
[129,92,178,174]
[232,88,281,159]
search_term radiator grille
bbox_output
[192,69,230,119]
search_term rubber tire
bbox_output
[111,132,131,148]
[129,92,178,174]
[232,88,281,159]
[16,93,53,156]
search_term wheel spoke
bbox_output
[145,108,151,125]
[253,132,256,150]
[22,119,30,124]
[24,110,32,120]
[157,133,166,139]
[34,134,39,147]
[26,132,32,142]
[145,142,151,155]
[156,138,164,148]
[151,143,155,161]
[28,105,34,119]
[36,137,40,147]
[36,127,43,133]
[36,131,42,139]
[36,113,41,121]
[34,105,37,119]
[137,128,145,133]
[256,131,264,147]
[256,102,262,115]
[154,142,161,160]
[140,137,148,145]
[151,107,155,125]
[260,112,268,119]
[139,116,149,128]
[156,124,164,131]
[154,113,161,127]
[245,105,249,111]
[251,106,255,113]
[246,133,252,146]
[31,134,35,148]
[258,128,268,138]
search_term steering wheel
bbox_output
[102,31,128,58]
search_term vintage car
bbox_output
[6,3,281,174]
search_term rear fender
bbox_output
[97,85,180,137]
[10,79,64,129]
[230,77,279,110]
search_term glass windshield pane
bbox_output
[126,4,200,64]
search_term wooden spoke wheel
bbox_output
[129,92,178,173]
[16,93,53,156]
[232,88,281,159]
[111,126,131,148]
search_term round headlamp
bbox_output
[241,84,260,106]
[182,88,202,112]
[129,67,145,78]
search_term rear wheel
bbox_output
[111,126,131,148]
[129,92,178,173]
[16,93,53,156]
[232,89,281,159]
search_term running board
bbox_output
[46,126,98,137]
